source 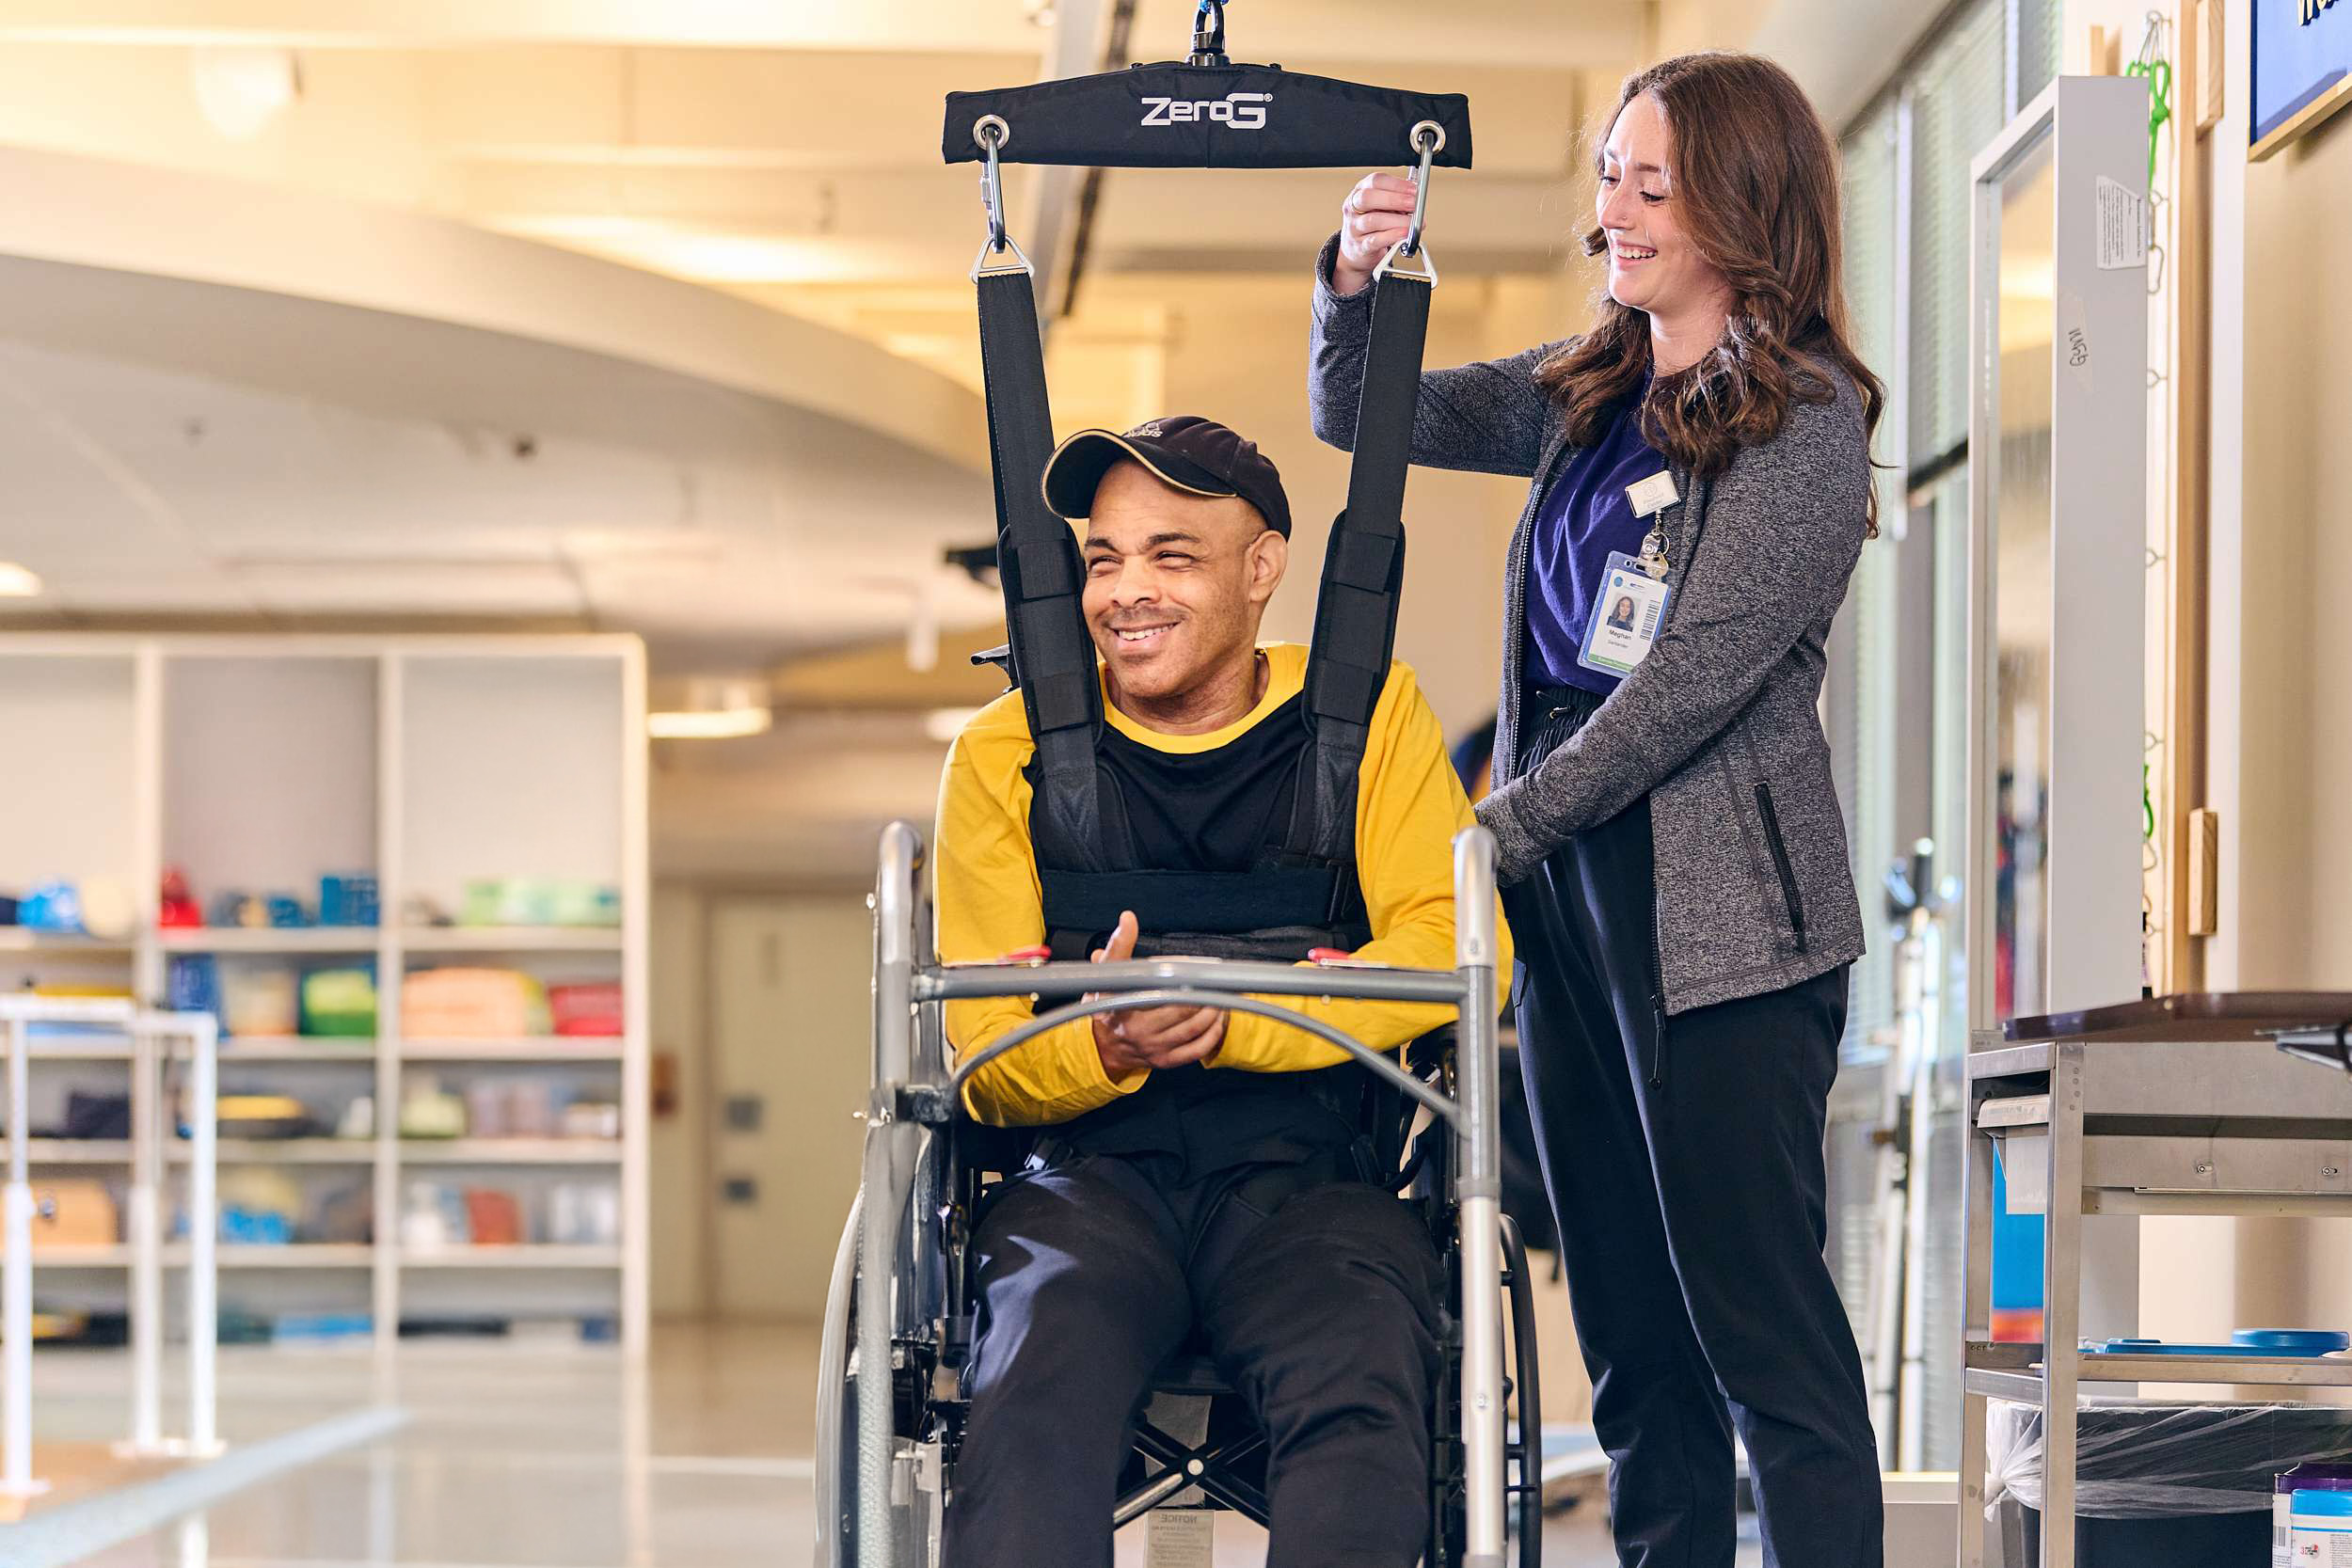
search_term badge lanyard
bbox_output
[1576,469,1679,682]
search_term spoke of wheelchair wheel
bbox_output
[1193,1470,1270,1522]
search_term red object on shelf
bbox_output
[465,1189,524,1247]
[1991,1307,2044,1344]
[159,868,202,928]
[548,983,623,1038]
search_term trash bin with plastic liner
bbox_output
[1984,1400,2352,1566]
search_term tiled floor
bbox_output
[55,1322,1749,1568]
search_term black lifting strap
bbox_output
[974,267,1111,871]
[1292,265,1432,863]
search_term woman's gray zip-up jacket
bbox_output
[1308,238,1868,1017]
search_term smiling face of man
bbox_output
[1080,459,1286,722]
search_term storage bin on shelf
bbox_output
[457,878,620,929]
[548,983,623,1037]
[1985,1399,2352,1568]
[0,1180,117,1254]
[402,968,550,1038]
[301,968,377,1037]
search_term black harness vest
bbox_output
[1026,688,1389,1175]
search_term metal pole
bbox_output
[874,823,917,1090]
[2,1016,38,1497]
[2040,1047,2087,1568]
[856,822,921,1568]
[127,1017,164,1452]
[1958,1071,1999,1568]
[946,990,1459,1128]
[183,1014,219,1453]
[1863,917,1915,1465]
[854,1125,908,1568]
[1451,828,1506,1568]
[1896,942,1938,1472]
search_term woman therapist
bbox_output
[1311,52,1885,1567]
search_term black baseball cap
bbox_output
[1041,415,1293,538]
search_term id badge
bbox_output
[1577,551,1674,680]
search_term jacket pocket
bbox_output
[1753,783,1809,953]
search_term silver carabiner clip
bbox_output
[1401,119,1442,258]
[1374,120,1445,284]
[969,115,1033,279]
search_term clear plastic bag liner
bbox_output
[1987,1398,2352,1519]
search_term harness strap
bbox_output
[975,267,1108,869]
[1041,864,1352,941]
[1293,267,1432,861]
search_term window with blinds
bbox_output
[1832,103,1902,1068]
[1819,0,2063,1471]
[2018,0,2064,105]
[1906,0,2009,468]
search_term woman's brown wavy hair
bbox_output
[1534,52,1886,534]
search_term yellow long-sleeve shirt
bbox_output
[934,641,1511,1126]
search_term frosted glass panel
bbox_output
[1986,130,2057,1022]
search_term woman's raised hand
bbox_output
[1331,170,1419,298]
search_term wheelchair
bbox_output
[815,822,1543,1568]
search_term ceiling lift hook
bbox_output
[1189,0,1230,68]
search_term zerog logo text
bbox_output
[1139,90,1271,130]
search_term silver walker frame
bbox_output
[0,998,221,1497]
[820,820,1509,1567]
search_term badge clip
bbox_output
[1637,527,1671,580]
[1626,469,1679,581]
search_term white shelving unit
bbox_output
[0,635,648,1357]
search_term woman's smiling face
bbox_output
[1595,92,1725,321]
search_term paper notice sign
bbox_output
[1147,1509,1214,1568]
[2095,175,2148,269]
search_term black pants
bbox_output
[1507,689,1882,1568]
[944,1154,1444,1568]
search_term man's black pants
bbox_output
[942,1154,1444,1568]
[1506,691,1883,1568]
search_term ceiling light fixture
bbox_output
[647,676,772,741]
[925,707,984,744]
[190,46,302,142]
[0,562,43,598]
[647,707,773,740]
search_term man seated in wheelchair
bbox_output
[934,414,1509,1566]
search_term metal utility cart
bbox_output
[1959,991,2352,1567]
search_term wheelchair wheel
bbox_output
[1428,1212,1545,1567]
[815,1170,946,1568]
[1501,1212,1544,1567]
[814,1191,860,1568]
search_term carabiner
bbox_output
[975,116,1010,251]
[1374,120,1444,283]
[1401,119,1443,259]
[969,115,1033,279]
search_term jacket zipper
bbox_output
[1647,915,1669,1088]
[1754,783,1809,953]
[1645,467,1693,1087]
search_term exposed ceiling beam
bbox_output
[0,145,990,471]
[1021,0,1113,324]
[1121,0,1646,70]
[1746,0,1953,131]
[0,0,1647,68]
[0,0,1055,53]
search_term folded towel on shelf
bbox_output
[402,967,550,1039]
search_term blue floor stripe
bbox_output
[0,1404,408,1568]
